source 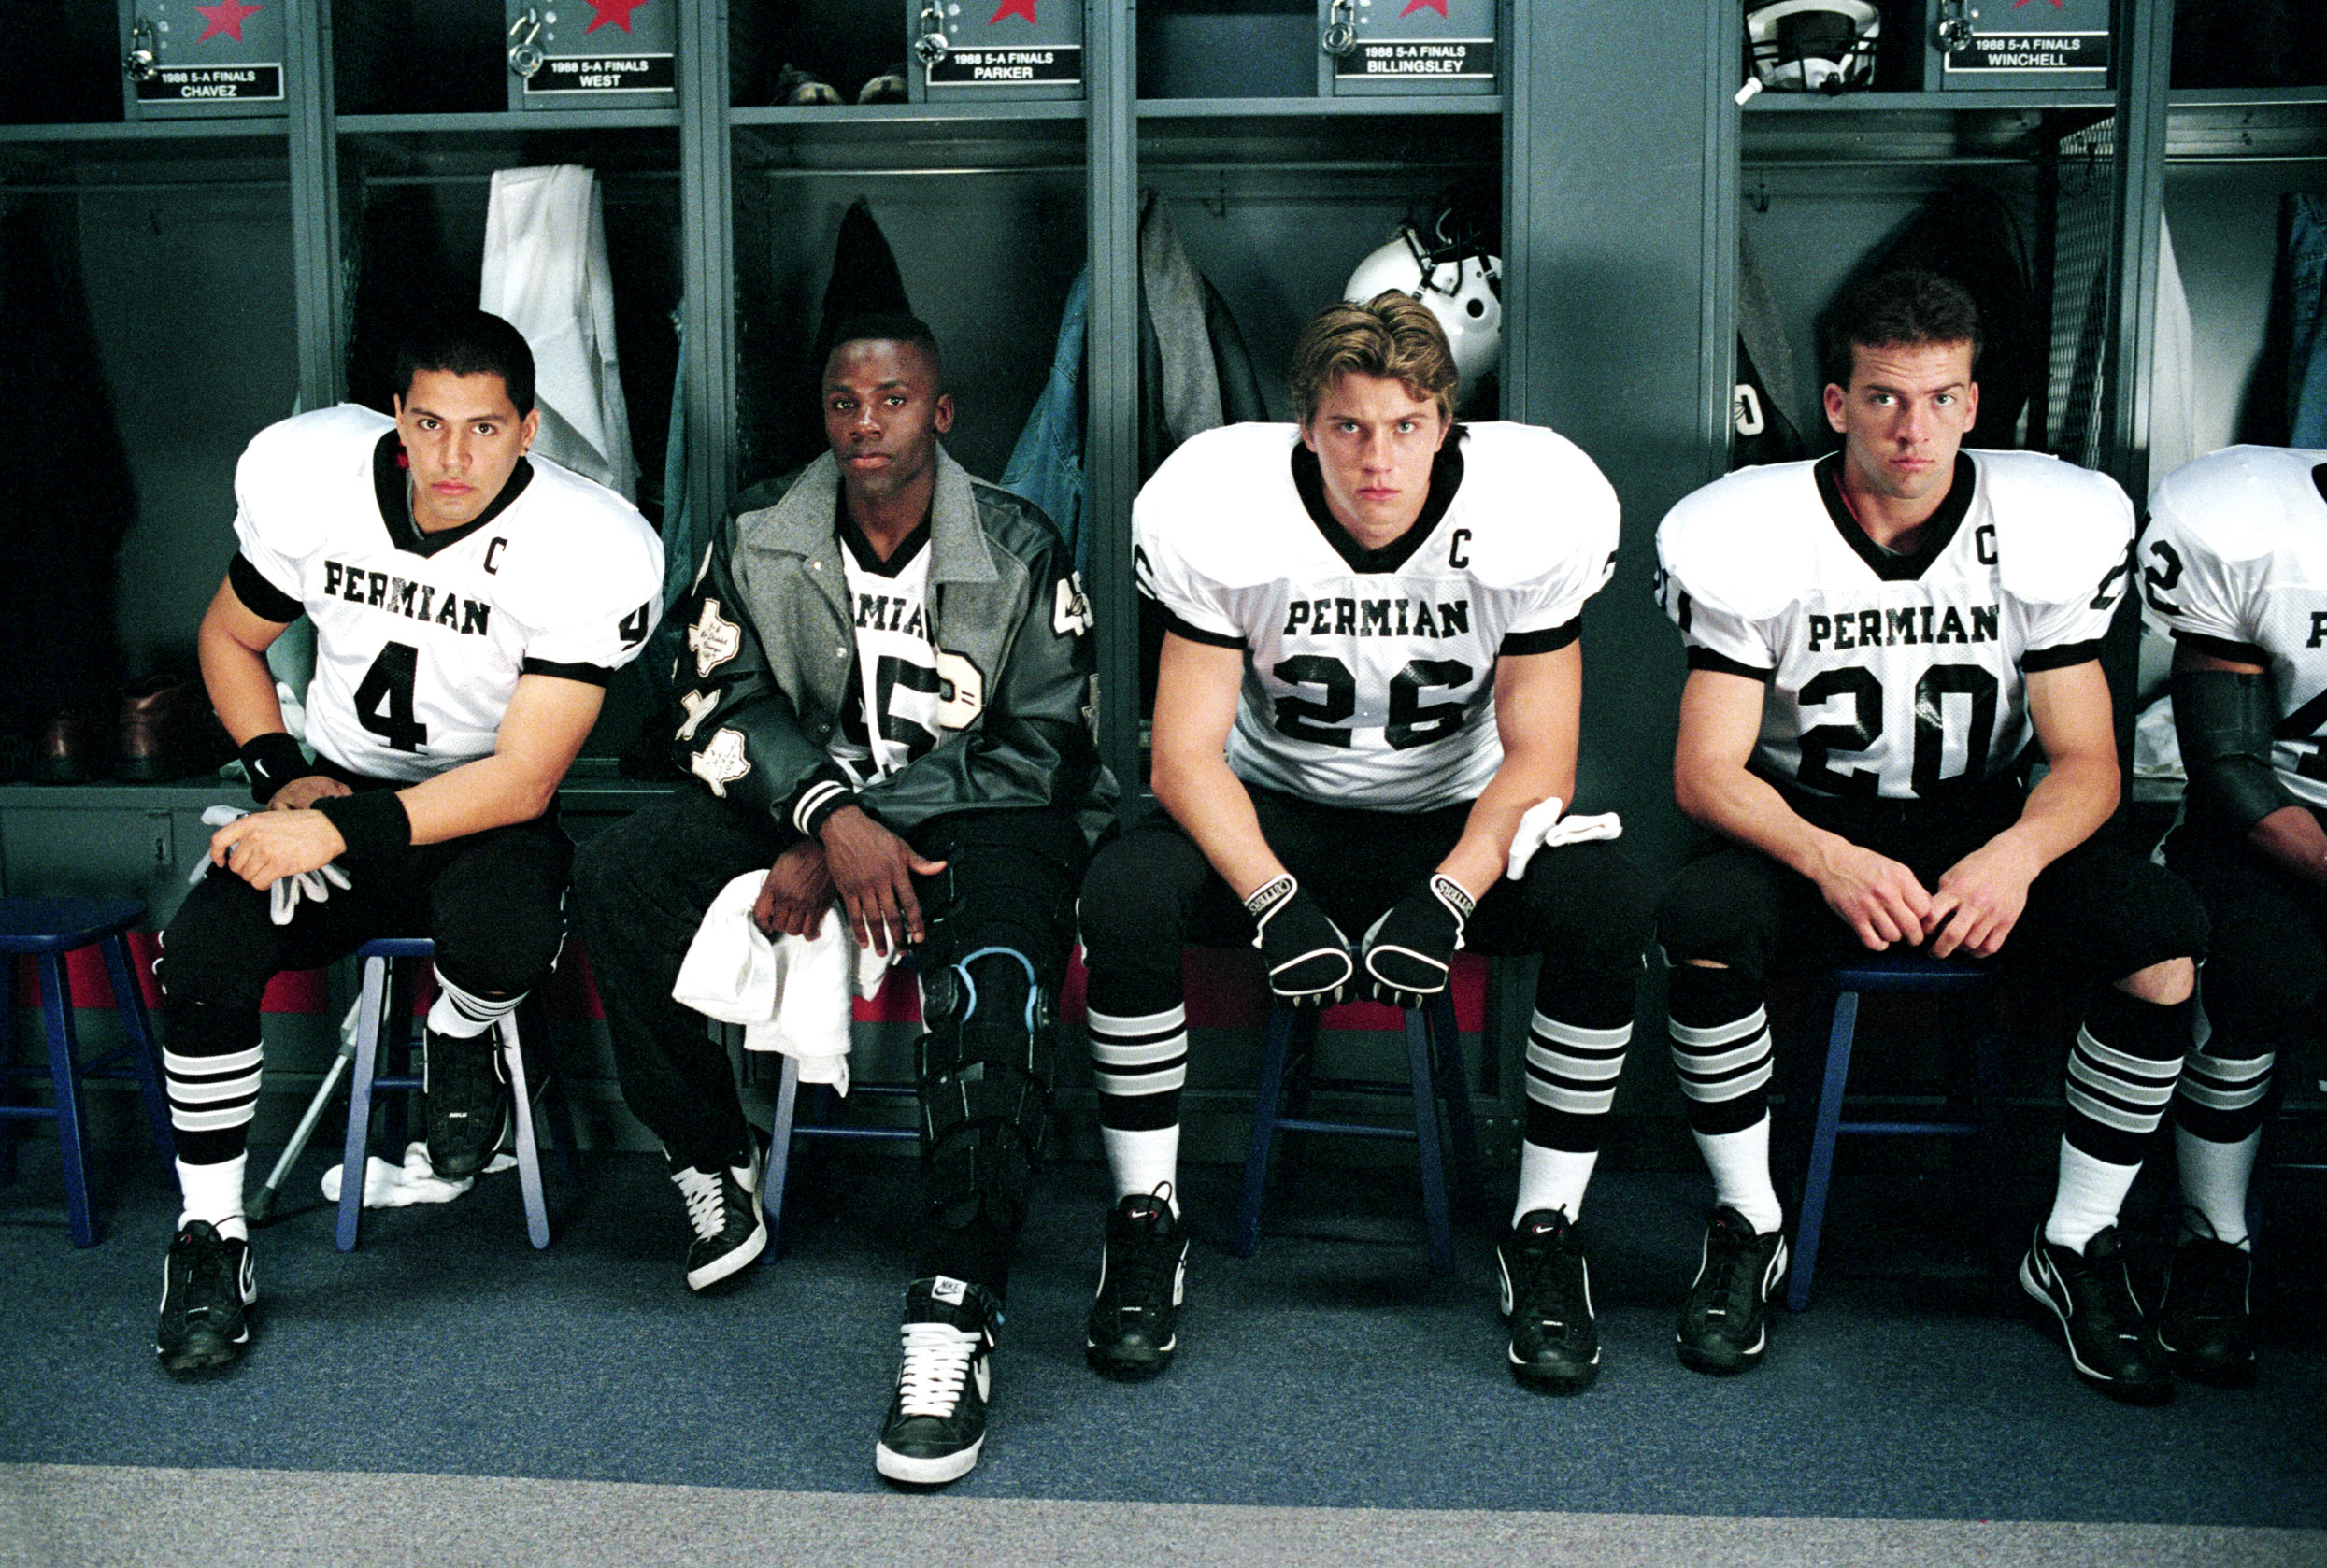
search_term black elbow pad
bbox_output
[2171,667,2296,833]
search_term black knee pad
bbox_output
[917,947,1058,1233]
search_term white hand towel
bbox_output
[1506,797,1625,881]
[672,873,891,1094]
[321,1141,515,1207]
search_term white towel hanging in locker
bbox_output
[480,164,640,501]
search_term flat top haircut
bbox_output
[1819,269,1982,390]
[824,311,946,392]
[394,309,536,417]
[1291,292,1461,426]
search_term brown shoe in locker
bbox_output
[117,675,232,784]
[36,707,108,784]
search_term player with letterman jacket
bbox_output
[571,315,1116,1488]
[1653,270,2206,1404]
[1078,293,1654,1393]
[2140,442,2327,1390]
[154,311,664,1377]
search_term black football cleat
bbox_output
[1676,1205,1788,1376]
[421,1027,509,1180]
[155,1221,256,1378]
[2158,1233,2257,1390]
[2020,1224,2174,1406]
[1085,1190,1187,1380]
[1498,1208,1602,1393]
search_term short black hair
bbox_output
[821,312,945,393]
[394,310,536,417]
[1818,269,1981,390]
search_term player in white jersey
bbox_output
[573,317,1114,1488]
[1079,294,1653,1393]
[1654,270,2206,1404]
[2139,443,2327,1388]
[154,311,664,1377]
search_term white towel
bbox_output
[672,874,892,1094]
[1506,797,1624,881]
[321,1141,515,1208]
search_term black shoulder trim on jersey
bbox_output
[2315,463,2327,508]
[1163,610,1248,650]
[835,489,932,579]
[2020,638,2105,673]
[373,430,535,559]
[1500,620,1579,656]
[520,657,613,688]
[1687,646,1775,682]
[2172,630,2271,668]
[228,551,304,625]
[1813,450,1975,583]
[1289,434,1467,575]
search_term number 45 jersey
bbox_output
[1135,421,1620,811]
[2142,445,2327,806]
[1656,450,2133,802]
[230,405,664,783]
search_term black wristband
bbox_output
[239,732,312,805]
[313,790,412,864]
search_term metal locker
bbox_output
[119,0,288,121]
[909,0,1085,104]
[506,0,678,111]
[1936,0,2113,90]
[1320,0,1497,98]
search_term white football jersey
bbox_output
[2142,444,2327,808]
[831,519,945,785]
[1136,421,1620,811]
[1657,451,2133,801]
[231,404,664,783]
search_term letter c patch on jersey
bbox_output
[690,727,750,796]
[688,599,742,678]
[935,650,985,729]
[1054,573,1093,637]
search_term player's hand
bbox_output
[1362,873,1474,1008]
[1924,838,2040,960]
[268,775,353,812]
[818,805,946,956]
[753,840,835,939]
[1809,840,1933,951]
[1245,874,1352,1007]
[210,808,349,889]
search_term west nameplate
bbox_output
[523,53,677,93]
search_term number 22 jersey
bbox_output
[230,404,664,783]
[1656,449,2132,801]
[1135,421,1620,811]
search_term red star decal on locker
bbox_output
[194,0,263,44]
[1400,0,1451,15]
[990,0,1039,22]
[584,0,651,35]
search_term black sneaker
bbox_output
[671,1146,767,1291]
[2158,1232,2256,1390]
[1085,1190,1187,1379]
[876,1276,1000,1487]
[155,1221,256,1377]
[2020,1223,2174,1405]
[421,1027,508,1180]
[1498,1208,1600,1393]
[1676,1205,1788,1376]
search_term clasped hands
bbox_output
[1812,835,2040,960]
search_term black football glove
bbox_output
[1362,874,1473,1008]
[1246,874,1352,1007]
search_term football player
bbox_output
[1654,269,2206,1404]
[2139,442,2327,1390]
[155,310,664,1376]
[571,315,1115,1487]
[1078,293,1653,1393]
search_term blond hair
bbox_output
[1290,292,1461,427]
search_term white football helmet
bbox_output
[1747,0,1880,93]
[1344,222,1502,387]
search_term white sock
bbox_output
[426,975,522,1040]
[1102,1125,1180,1215]
[177,1155,248,1243]
[1692,1114,1782,1234]
[2175,1124,2258,1249]
[1512,1144,1598,1227]
[2044,1138,2140,1251]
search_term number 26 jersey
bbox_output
[1656,449,2133,802]
[1136,421,1620,811]
[230,405,664,783]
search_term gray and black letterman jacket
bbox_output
[669,444,1118,849]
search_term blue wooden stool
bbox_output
[1788,951,2008,1311]
[334,937,576,1252]
[1235,983,1486,1276]
[761,1052,917,1258]
[0,897,175,1247]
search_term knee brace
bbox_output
[917,947,1058,1233]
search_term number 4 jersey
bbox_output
[1136,421,1620,811]
[1656,449,2133,801]
[2142,444,2327,806]
[230,404,664,783]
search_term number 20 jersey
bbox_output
[232,405,664,783]
[1136,421,1620,811]
[1656,450,2133,801]
[2141,444,2327,808]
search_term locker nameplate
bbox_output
[522,52,676,93]
[927,46,1081,86]
[136,64,283,102]
[1943,31,2109,78]
[1335,40,1494,80]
